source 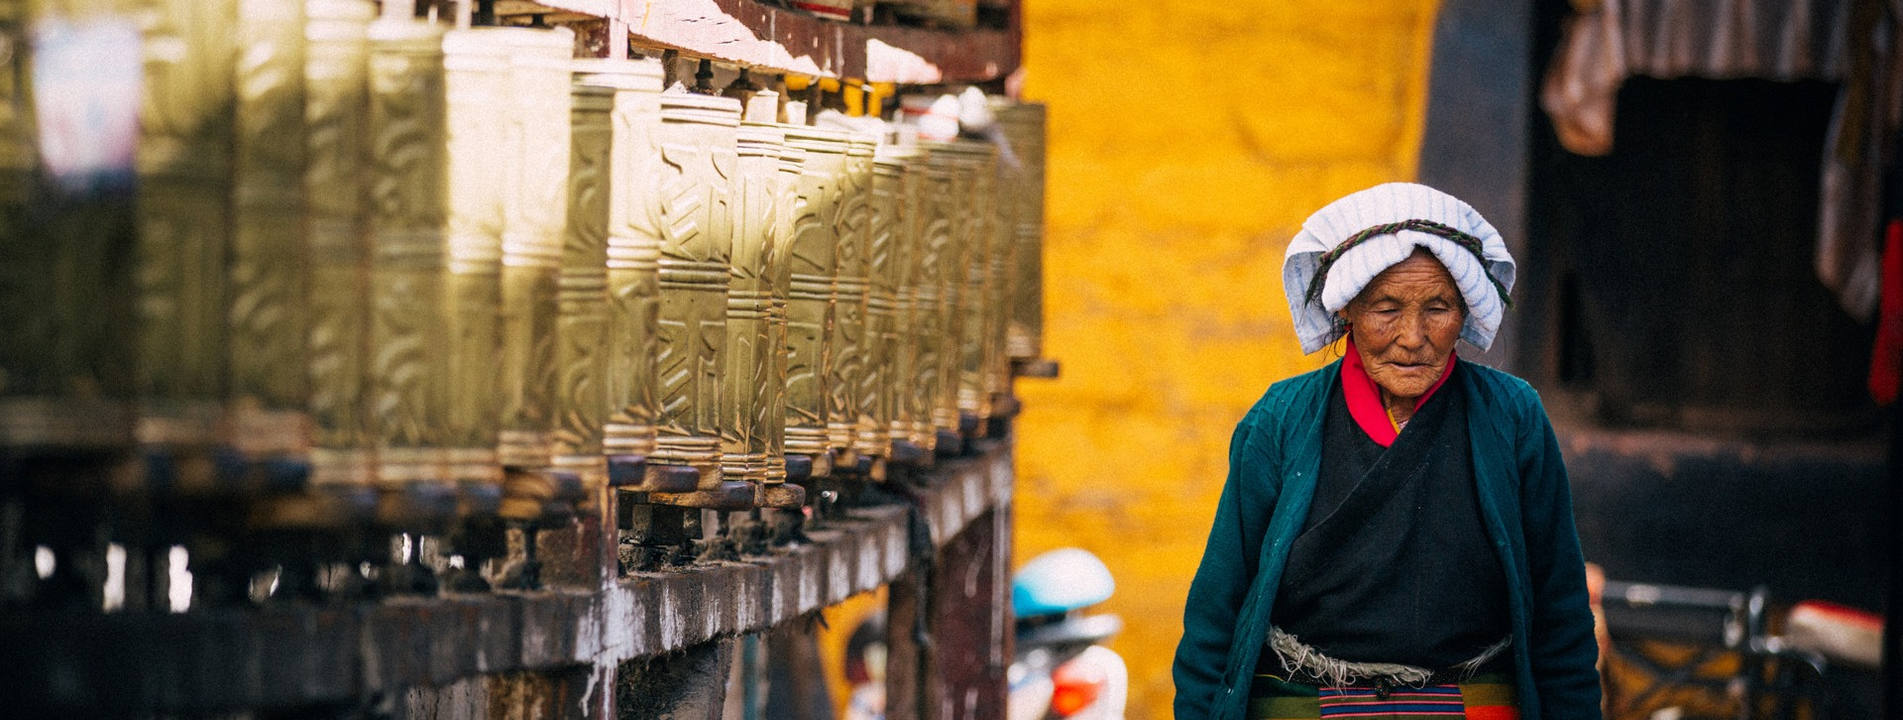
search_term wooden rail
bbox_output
[497,0,1019,82]
[3,441,1014,717]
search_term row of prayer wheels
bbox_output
[0,0,1046,597]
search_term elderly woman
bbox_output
[1172,184,1600,720]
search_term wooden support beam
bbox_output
[493,0,1019,83]
[2,441,1013,715]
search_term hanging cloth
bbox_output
[1540,0,1854,156]
[1538,0,1903,320]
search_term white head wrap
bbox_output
[1282,183,1517,355]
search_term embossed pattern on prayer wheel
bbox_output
[229,0,312,464]
[780,124,848,474]
[891,146,938,453]
[365,16,448,490]
[916,146,962,440]
[574,58,665,468]
[843,132,887,465]
[868,146,908,463]
[832,133,875,465]
[304,0,375,489]
[552,81,614,498]
[722,121,783,488]
[135,0,239,463]
[764,125,806,492]
[647,90,739,489]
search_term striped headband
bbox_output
[1303,218,1512,310]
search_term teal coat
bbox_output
[1172,360,1601,720]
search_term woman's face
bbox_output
[1340,249,1466,401]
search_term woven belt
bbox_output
[1264,626,1511,690]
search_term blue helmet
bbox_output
[1013,548,1114,619]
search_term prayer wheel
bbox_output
[978,138,1015,419]
[495,26,574,521]
[846,132,889,469]
[135,0,239,492]
[869,145,911,463]
[892,146,939,456]
[643,90,740,500]
[764,117,811,497]
[0,0,140,463]
[553,80,614,513]
[304,0,376,493]
[230,0,351,554]
[995,101,1047,363]
[436,25,507,522]
[940,140,1001,431]
[366,15,454,522]
[781,124,848,478]
[828,133,873,467]
[720,117,783,493]
[571,58,666,488]
[228,0,311,474]
[916,146,962,447]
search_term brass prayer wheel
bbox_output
[304,0,376,490]
[841,132,886,467]
[571,58,665,480]
[495,26,574,520]
[0,0,141,460]
[902,145,940,449]
[134,0,239,485]
[935,140,1000,430]
[978,139,1015,418]
[644,90,739,492]
[875,144,936,455]
[780,124,848,477]
[868,145,909,463]
[552,80,613,508]
[721,120,783,490]
[763,120,810,496]
[995,101,1047,363]
[437,26,506,510]
[365,16,451,510]
[228,0,311,467]
[917,143,965,443]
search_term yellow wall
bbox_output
[1014,2,1442,718]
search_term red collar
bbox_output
[1341,336,1457,447]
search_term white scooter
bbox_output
[1007,548,1128,720]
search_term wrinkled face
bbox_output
[1340,249,1466,401]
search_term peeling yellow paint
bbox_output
[1014,2,1442,718]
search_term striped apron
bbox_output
[1248,672,1519,719]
